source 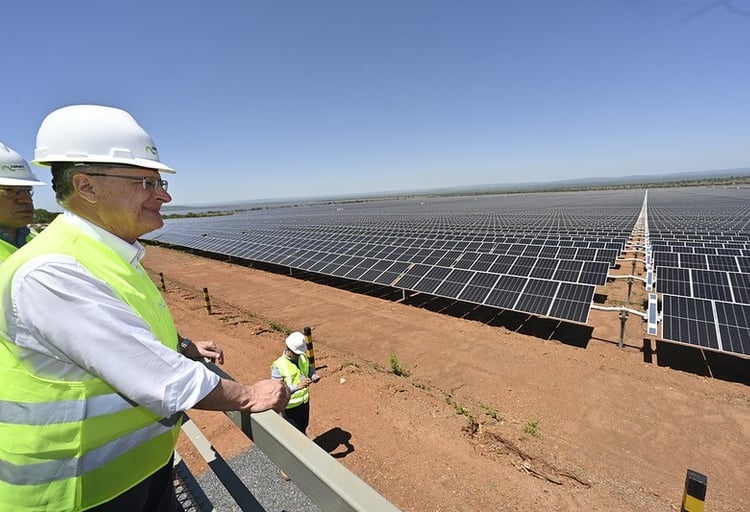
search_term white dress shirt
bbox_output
[7,211,219,418]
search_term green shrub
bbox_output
[523,417,541,437]
[390,351,410,377]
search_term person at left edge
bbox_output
[0,142,45,262]
[0,104,290,512]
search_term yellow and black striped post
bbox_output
[303,326,315,368]
[680,469,707,512]
[202,287,213,315]
[159,272,166,292]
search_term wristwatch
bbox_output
[179,338,192,353]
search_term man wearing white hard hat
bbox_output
[0,142,45,261]
[0,105,289,511]
[272,331,321,436]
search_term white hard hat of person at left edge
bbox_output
[0,143,45,186]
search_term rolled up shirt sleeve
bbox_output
[11,254,220,418]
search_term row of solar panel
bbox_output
[650,238,750,246]
[648,232,750,240]
[237,235,624,257]
[159,230,614,285]
[170,224,627,252]
[656,267,750,304]
[153,231,611,286]
[653,252,750,272]
[661,295,750,356]
[152,233,597,324]
[651,243,749,254]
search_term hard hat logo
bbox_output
[145,146,158,156]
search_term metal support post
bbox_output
[618,309,628,349]
[627,276,633,305]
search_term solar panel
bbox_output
[715,302,750,356]
[374,261,410,286]
[553,260,582,283]
[661,295,719,350]
[412,266,452,294]
[457,272,500,304]
[580,261,609,285]
[730,273,750,304]
[515,279,558,317]
[692,269,732,302]
[484,275,526,310]
[530,258,557,280]
[656,267,691,296]
[434,269,475,298]
[548,282,595,324]
[394,264,431,289]
[508,256,536,277]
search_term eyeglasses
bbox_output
[82,173,169,193]
[0,187,34,198]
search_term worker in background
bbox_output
[272,331,321,436]
[0,104,290,511]
[0,142,45,261]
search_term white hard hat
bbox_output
[285,331,307,355]
[0,142,45,186]
[32,104,176,173]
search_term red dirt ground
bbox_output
[144,245,750,512]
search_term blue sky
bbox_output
[2,0,749,211]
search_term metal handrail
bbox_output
[200,361,402,512]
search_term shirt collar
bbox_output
[0,226,29,247]
[62,210,146,266]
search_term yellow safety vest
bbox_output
[272,354,310,408]
[0,216,181,511]
[0,238,16,262]
[0,230,34,263]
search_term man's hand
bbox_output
[195,378,290,413]
[183,339,225,365]
[244,379,291,414]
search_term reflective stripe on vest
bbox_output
[0,391,135,424]
[273,354,310,408]
[0,413,180,485]
[0,216,180,510]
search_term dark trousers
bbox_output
[88,455,182,512]
[283,401,310,435]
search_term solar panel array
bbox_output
[648,187,750,356]
[145,191,641,324]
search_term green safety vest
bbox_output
[0,216,181,511]
[272,354,310,408]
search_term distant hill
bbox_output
[163,166,750,212]
[421,166,750,195]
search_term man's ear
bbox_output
[71,173,99,204]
